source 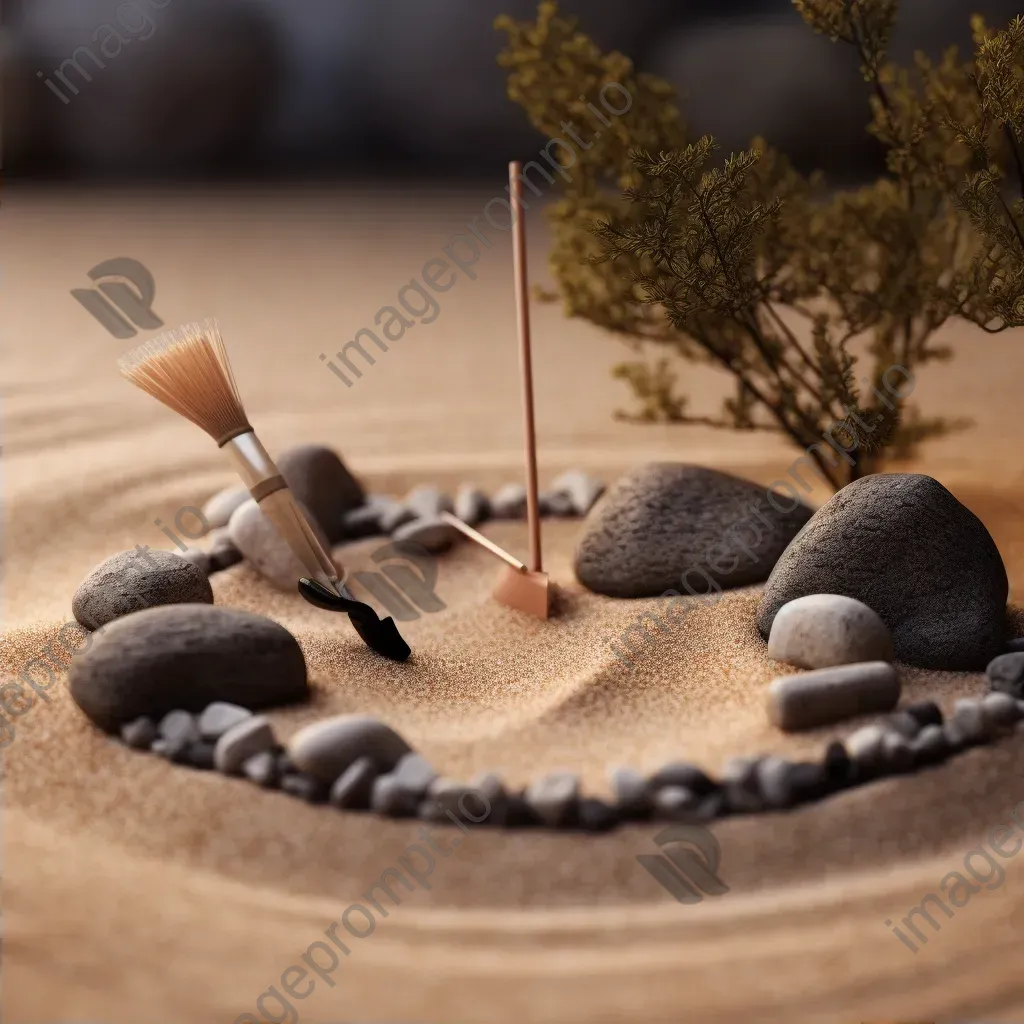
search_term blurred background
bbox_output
[4,0,1021,184]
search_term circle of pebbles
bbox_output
[114,664,1024,832]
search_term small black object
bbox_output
[297,577,411,662]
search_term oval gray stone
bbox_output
[574,463,813,598]
[987,652,1024,699]
[68,604,308,731]
[277,444,365,543]
[287,714,412,783]
[72,549,214,630]
[454,484,489,526]
[768,594,893,669]
[491,483,528,519]
[391,516,459,554]
[202,486,249,530]
[767,662,900,731]
[757,474,1008,670]
[551,469,605,516]
[524,771,579,827]
[198,701,253,741]
[228,498,336,592]
[215,715,276,774]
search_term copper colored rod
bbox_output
[439,512,527,571]
[509,160,543,573]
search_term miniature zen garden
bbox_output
[8,3,1024,1019]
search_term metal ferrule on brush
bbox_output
[220,429,341,594]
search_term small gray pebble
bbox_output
[1005,637,1024,653]
[468,771,507,827]
[987,652,1024,698]
[652,785,700,821]
[371,773,419,817]
[551,469,605,516]
[287,714,412,783]
[524,771,579,827]
[182,741,216,770]
[159,710,200,745]
[380,503,417,534]
[785,761,828,803]
[880,731,914,773]
[882,709,922,740]
[504,791,543,828]
[202,486,249,530]
[491,483,528,519]
[281,772,328,803]
[454,485,490,526]
[242,750,280,788]
[721,755,764,813]
[982,691,1021,730]
[198,701,253,741]
[767,661,900,731]
[755,756,797,809]
[403,485,453,520]
[539,490,576,517]
[392,753,438,799]
[911,724,950,766]
[391,516,459,554]
[648,761,715,796]
[945,699,990,749]
[120,716,157,750]
[576,797,618,832]
[214,716,276,775]
[342,504,387,539]
[150,737,181,759]
[845,724,888,772]
[905,700,943,728]
[207,528,243,572]
[330,757,379,809]
[610,766,651,819]
[424,777,476,822]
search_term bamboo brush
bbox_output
[117,320,412,661]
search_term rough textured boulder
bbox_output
[757,474,1007,670]
[574,463,814,597]
[69,605,308,731]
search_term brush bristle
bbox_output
[118,319,251,444]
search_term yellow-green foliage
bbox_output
[495,1,1022,489]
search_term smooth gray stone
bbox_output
[721,755,764,813]
[158,709,200,745]
[845,724,888,772]
[197,701,253,741]
[150,737,180,760]
[883,710,922,740]
[454,484,490,526]
[911,724,950,766]
[539,490,576,517]
[758,474,1008,671]
[880,731,914,773]
[72,548,214,630]
[329,757,379,809]
[610,766,651,818]
[182,741,216,771]
[380,502,417,534]
[905,700,943,728]
[981,691,1021,730]
[242,750,280,788]
[755,756,799,808]
[392,753,438,799]
[120,716,157,750]
[371,773,419,817]
[207,527,243,572]
[287,714,412,783]
[281,772,328,803]
[575,463,812,598]
[341,504,387,539]
[551,469,605,516]
[491,483,528,519]
[201,486,249,531]
[229,497,335,591]
[214,716,276,775]
[577,797,618,832]
[987,652,1024,699]
[524,771,579,827]
[423,777,477,822]
[276,444,365,543]
[68,605,308,732]
[391,516,459,553]
[647,761,716,795]
[945,699,991,749]
[652,785,701,821]
[768,594,893,669]
[403,485,454,520]
[767,662,900,731]
[468,771,507,827]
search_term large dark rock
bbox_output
[757,474,1007,670]
[69,605,308,732]
[72,548,213,630]
[573,463,814,597]
[277,444,365,543]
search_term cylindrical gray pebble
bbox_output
[767,661,900,731]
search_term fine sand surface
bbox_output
[5,188,1024,1023]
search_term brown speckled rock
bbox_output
[72,548,213,630]
[277,444,364,543]
[68,605,308,731]
[757,474,1008,670]
[574,463,813,598]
